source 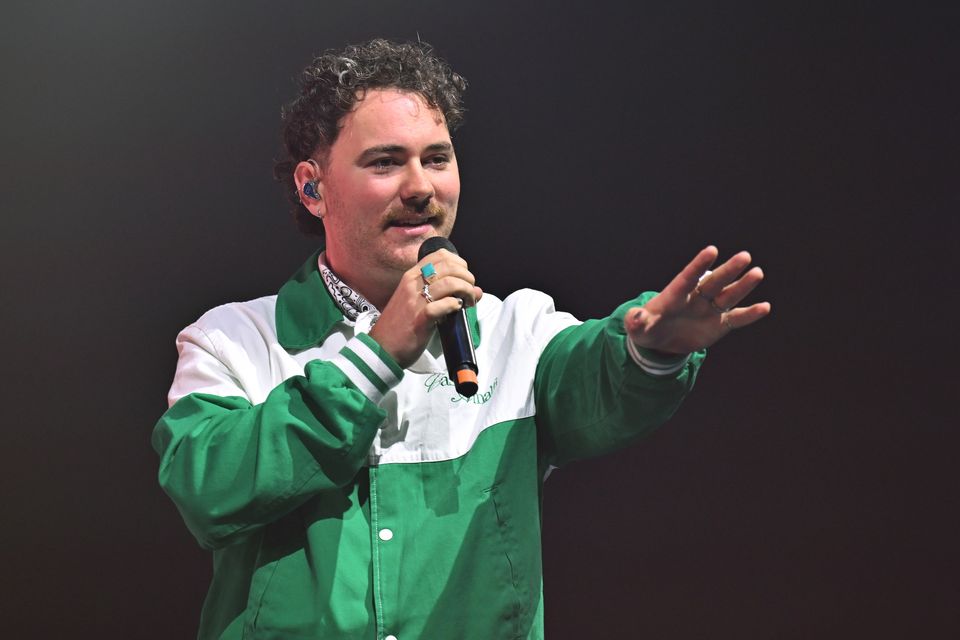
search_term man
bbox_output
[153,39,769,639]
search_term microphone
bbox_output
[418,237,479,398]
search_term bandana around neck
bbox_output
[317,252,378,322]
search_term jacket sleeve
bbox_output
[533,292,705,467]
[151,324,402,550]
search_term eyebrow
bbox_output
[356,142,454,163]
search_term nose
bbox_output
[400,161,434,211]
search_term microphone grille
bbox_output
[418,236,458,260]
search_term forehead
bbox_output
[334,89,450,150]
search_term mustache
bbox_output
[383,201,448,225]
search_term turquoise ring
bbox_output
[420,263,437,283]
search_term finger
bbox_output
[414,253,473,291]
[424,277,480,306]
[713,266,764,310]
[424,262,476,286]
[662,245,720,299]
[697,251,752,298]
[722,302,771,330]
[422,295,474,321]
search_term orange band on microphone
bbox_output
[456,369,478,386]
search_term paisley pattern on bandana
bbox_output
[317,253,377,321]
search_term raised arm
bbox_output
[535,247,769,466]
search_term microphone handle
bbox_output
[437,308,479,397]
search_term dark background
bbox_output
[2,1,958,637]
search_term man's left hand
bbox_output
[625,246,771,355]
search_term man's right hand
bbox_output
[368,249,482,369]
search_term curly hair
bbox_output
[273,38,468,238]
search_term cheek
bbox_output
[436,173,461,203]
[332,171,396,208]
[356,177,398,203]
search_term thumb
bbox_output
[624,306,649,335]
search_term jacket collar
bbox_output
[276,249,342,350]
[276,250,481,350]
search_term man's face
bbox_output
[318,88,460,281]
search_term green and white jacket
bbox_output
[153,251,705,640]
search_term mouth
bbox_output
[384,204,447,235]
[385,218,439,238]
[386,215,438,229]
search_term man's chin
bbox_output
[380,244,425,273]
[381,222,454,270]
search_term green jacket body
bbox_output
[153,252,704,639]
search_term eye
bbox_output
[369,157,398,172]
[426,154,450,168]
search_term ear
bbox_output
[293,159,326,218]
